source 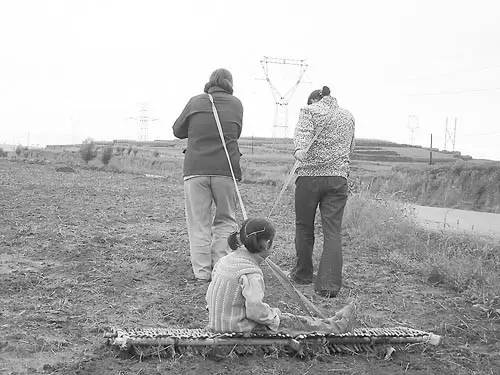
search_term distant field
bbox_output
[41,137,476,166]
[238,137,470,166]
[5,137,497,212]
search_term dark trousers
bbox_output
[293,176,348,293]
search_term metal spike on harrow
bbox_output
[104,326,442,357]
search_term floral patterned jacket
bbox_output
[293,96,355,179]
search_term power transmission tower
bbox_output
[444,117,457,151]
[260,56,308,139]
[407,115,419,145]
[129,103,158,142]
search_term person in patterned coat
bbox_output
[289,86,355,298]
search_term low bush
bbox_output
[15,145,24,156]
[0,148,7,157]
[80,138,97,164]
[101,146,113,165]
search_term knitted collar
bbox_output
[235,248,265,265]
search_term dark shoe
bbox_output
[315,290,338,298]
[287,271,312,285]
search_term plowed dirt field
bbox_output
[1,160,498,374]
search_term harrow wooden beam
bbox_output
[104,326,442,356]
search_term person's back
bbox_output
[206,217,357,334]
[206,249,264,332]
[206,218,280,333]
[295,95,354,179]
[172,68,244,282]
[173,87,243,179]
[291,86,355,297]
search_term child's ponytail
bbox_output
[227,231,243,250]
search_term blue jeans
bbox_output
[292,176,348,293]
[184,176,238,280]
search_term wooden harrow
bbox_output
[104,326,441,358]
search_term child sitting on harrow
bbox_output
[205,217,355,334]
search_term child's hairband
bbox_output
[246,228,266,237]
[243,219,266,238]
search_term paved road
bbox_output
[412,205,500,239]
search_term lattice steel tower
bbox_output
[407,115,420,145]
[260,57,308,138]
[129,103,158,142]
[444,117,457,151]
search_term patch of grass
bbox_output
[363,162,500,212]
[106,155,183,178]
[343,192,500,306]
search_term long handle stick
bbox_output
[209,94,325,319]
[208,94,248,220]
[265,258,326,319]
[267,123,327,219]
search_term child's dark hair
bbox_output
[204,68,234,94]
[307,86,331,105]
[228,218,276,253]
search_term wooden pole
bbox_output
[453,117,457,151]
[430,133,433,165]
[444,117,448,150]
[265,258,327,319]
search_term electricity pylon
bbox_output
[444,117,457,151]
[129,103,158,142]
[407,115,419,145]
[260,57,308,139]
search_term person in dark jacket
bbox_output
[173,68,243,282]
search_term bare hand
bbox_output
[294,149,307,161]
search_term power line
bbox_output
[408,64,500,80]
[408,87,500,96]
[461,131,500,137]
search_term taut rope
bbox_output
[208,94,325,318]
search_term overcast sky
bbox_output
[1,0,499,160]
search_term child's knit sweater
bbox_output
[206,249,280,332]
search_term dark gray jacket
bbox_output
[173,86,243,180]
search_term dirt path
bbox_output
[413,204,500,239]
[0,160,498,374]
